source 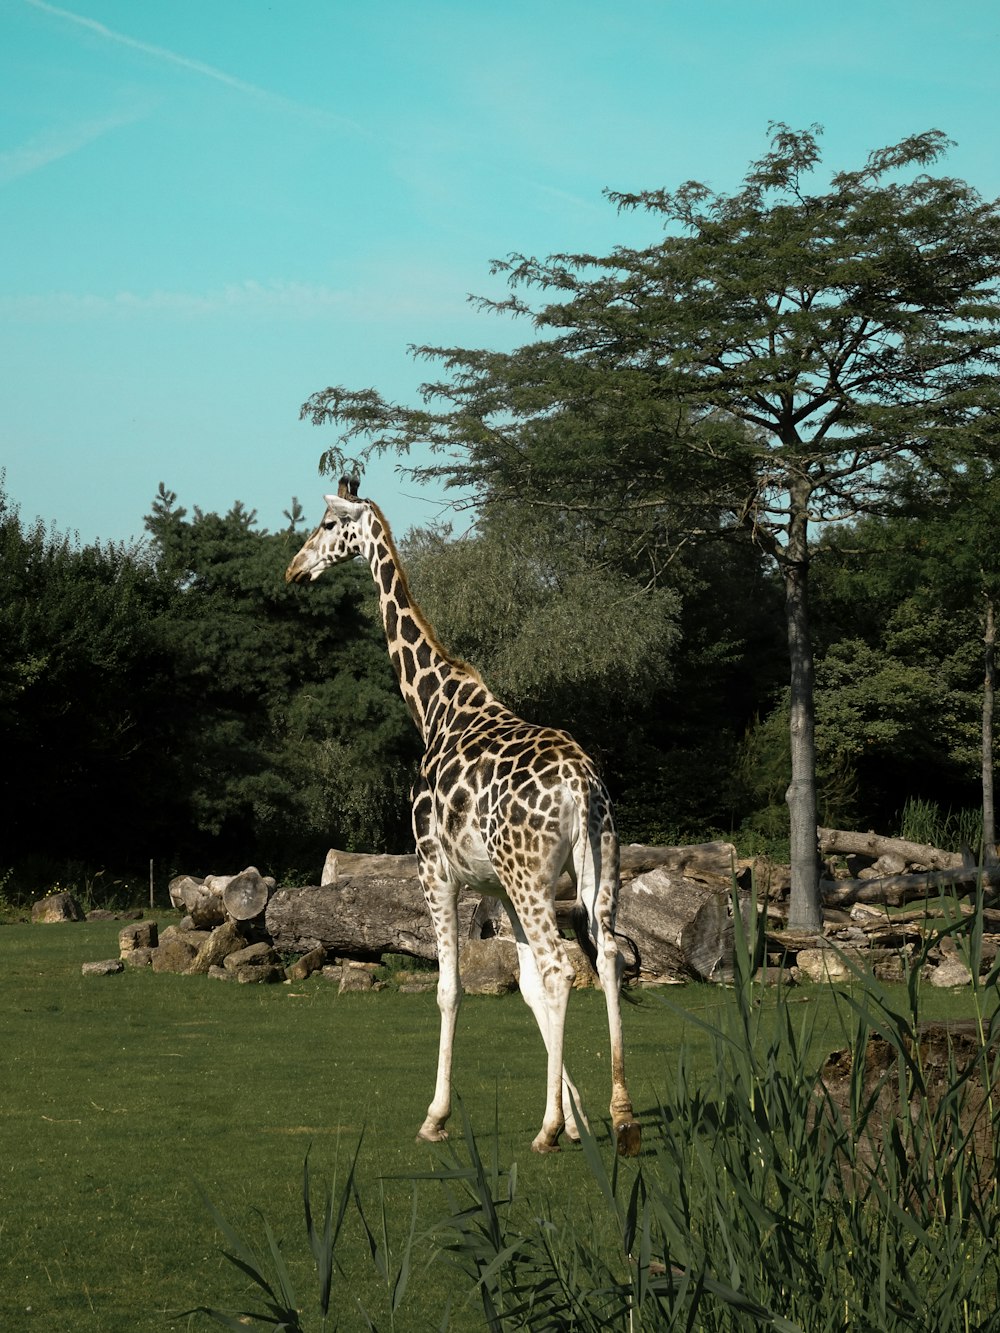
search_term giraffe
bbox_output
[285,479,641,1156]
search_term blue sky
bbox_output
[2,0,998,546]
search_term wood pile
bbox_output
[67,828,998,992]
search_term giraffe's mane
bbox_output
[366,499,486,687]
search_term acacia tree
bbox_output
[302,126,1000,930]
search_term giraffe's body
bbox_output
[286,483,640,1155]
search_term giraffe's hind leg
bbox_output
[586,907,641,1156]
[506,908,588,1144]
[578,827,641,1157]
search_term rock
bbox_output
[119,921,158,954]
[339,963,375,993]
[564,939,597,989]
[32,891,85,923]
[286,946,327,981]
[929,954,973,988]
[160,924,211,951]
[82,959,124,976]
[188,920,246,975]
[123,947,155,969]
[151,937,199,973]
[321,964,344,984]
[207,965,232,981]
[460,939,519,995]
[235,964,285,984]
[224,941,279,973]
[873,955,907,983]
[795,946,858,983]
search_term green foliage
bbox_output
[144,486,420,863]
[403,511,680,741]
[897,797,984,854]
[0,487,175,868]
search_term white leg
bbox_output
[417,883,461,1143]
[505,906,575,1153]
[578,826,641,1156]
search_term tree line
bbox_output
[2,126,998,911]
[0,472,994,899]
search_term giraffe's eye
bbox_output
[322,521,335,531]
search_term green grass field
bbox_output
[1,915,992,1331]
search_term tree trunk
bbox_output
[984,594,996,858]
[783,478,822,933]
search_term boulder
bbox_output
[460,939,519,996]
[151,937,199,973]
[564,939,597,989]
[236,964,285,984]
[81,959,124,977]
[223,941,279,973]
[123,947,155,969]
[286,946,327,982]
[929,954,973,988]
[32,892,85,923]
[795,946,857,984]
[188,920,247,975]
[339,963,375,993]
[119,921,158,954]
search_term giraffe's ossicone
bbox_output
[286,479,640,1156]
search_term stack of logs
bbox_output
[109,844,753,989]
[89,829,999,990]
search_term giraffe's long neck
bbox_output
[363,507,480,740]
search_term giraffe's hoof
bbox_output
[531,1135,561,1154]
[615,1120,642,1157]
[416,1124,449,1144]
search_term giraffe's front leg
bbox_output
[413,800,461,1144]
[417,926,460,1143]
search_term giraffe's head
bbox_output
[285,476,368,584]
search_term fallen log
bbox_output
[321,849,417,884]
[818,827,964,872]
[619,841,740,884]
[265,877,485,960]
[822,863,1000,908]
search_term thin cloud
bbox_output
[0,277,472,323]
[24,0,361,132]
[0,107,144,184]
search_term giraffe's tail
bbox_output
[569,904,641,987]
